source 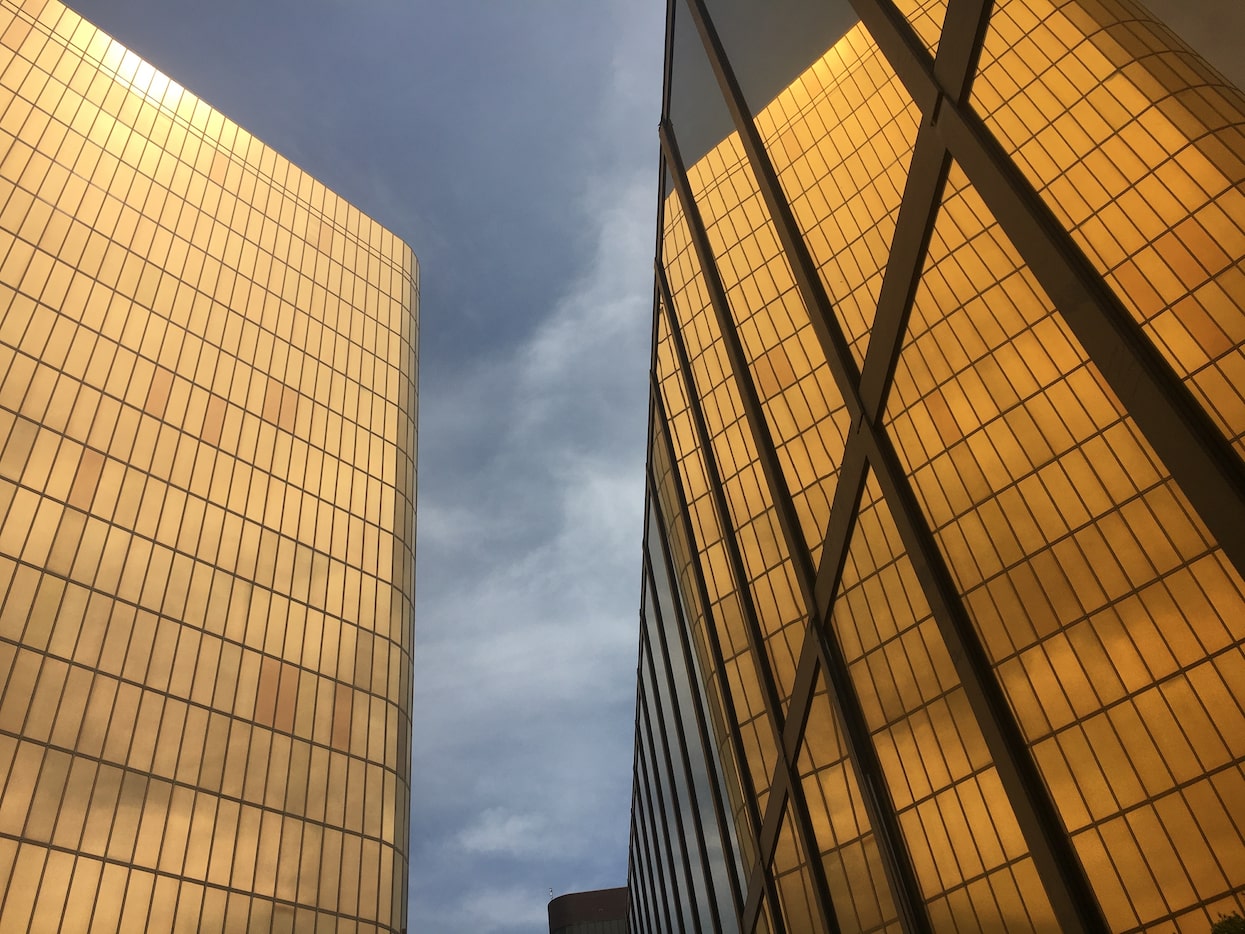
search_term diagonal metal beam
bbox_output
[658,120,840,933]
[646,499,741,924]
[850,0,1245,583]
[668,0,1116,931]
[649,371,785,933]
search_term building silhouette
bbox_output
[629,0,1245,931]
[0,0,416,930]
[548,886,628,934]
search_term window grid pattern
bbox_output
[972,0,1245,457]
[657,204,782,814]
[884,159,1245,932]
[688,134,852,571]
[770,801,823,933]
[894,0,951,56]
[637,0,1245,930]
[756,24,921,370]
[650,409,759,879]
[0,1,416,930]
[662,194,805,717]
[664,149,869,933]
[831,471,1056,931]
[796,669,900,934]
[686,136,853,637]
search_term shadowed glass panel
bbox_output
[651,389,767,865]
[648,493,745,929]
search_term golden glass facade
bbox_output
[0,1,417,930]
[631,0,1245,931]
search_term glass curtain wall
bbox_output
[629,0,1245,931]
[0,1,418,930]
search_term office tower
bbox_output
[548,887,628,934]
[0,0,417,930]
[630,0,1245,931]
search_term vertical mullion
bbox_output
[632,804,665,934]
[637,737,676,932]
[632,613,672,934]
[648,486,746,920]
[640,629,704,933]
[627,844,645,932]
[657,125,839,934]
[649,376,784,934]
[644,537,731,929]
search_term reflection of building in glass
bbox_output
[548,887,628,934]
[0,1,416,930]
[630,0,1245,931]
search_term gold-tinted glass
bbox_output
[685,132,853,570]
[651,410,759,869]
[660,187,814,720]
[893,0,949,56]
[797,668,901,933]
[770,800,826,934]
[973,0,1245,457]
[830,471,1057,930]
[756,19,922,369]
[654,283,779,818]
[885,159,1245,932]
[0,0,416,929]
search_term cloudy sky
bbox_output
[65,0,665,929]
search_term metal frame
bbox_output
[629,0,1245,930]
[632,372,785,930]
[643,530,734,928]
[658,121,842,934]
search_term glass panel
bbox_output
[755,20,922,368]
[640,633,699,933]
[797,667,902,933]
[0,0,416,927]
[884,158,1245,932]
[648,495,744,929]
[651,407,761,881]
[660,192,813,714]
[972,0,1245,457]
[830,471,1057,929]
[669,5,853,567]
[698,0,861,139]
[653,284,782,802]
[892,0,949,56]
[771,801,827,933]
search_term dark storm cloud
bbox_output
[66,1,664,931]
